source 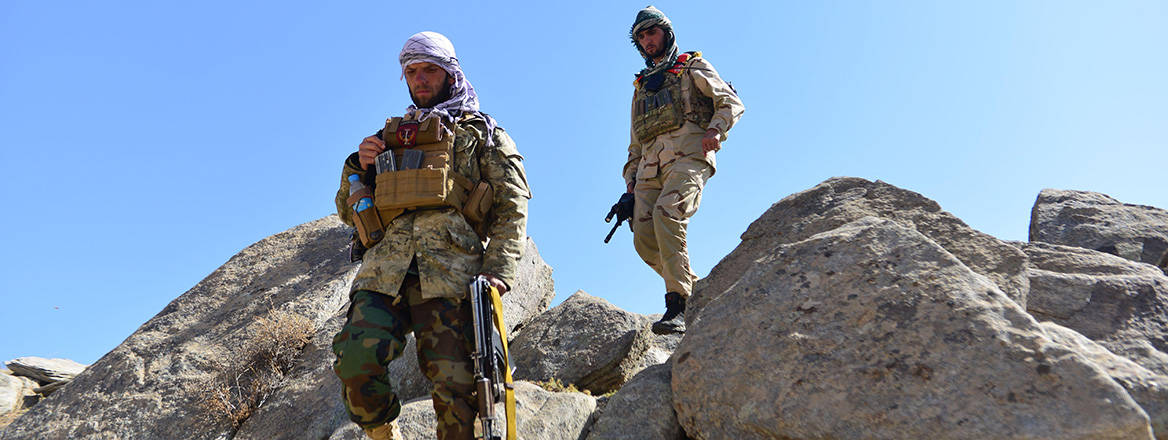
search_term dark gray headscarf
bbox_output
[630,6,679,75]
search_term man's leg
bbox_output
[411,295,477,440]
[332,289,412,429]
[632,176,665,277]
[651,159,712,298]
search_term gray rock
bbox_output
[510,291,644,394]
[0,374,21,414]
[1,216,358,440]
[587,363,684,440]
[1017,241,1168,377]
[1030,188,1168,272]
[1041,322,1168,439]
[327,381,595,440]
[691,177,1029,327]
[673,217,1152,439]
[4,357,85,385]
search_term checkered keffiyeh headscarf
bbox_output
[399,31,497,144]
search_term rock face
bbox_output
[1018,241,1168,377]
[587,363,684,440]
[1030,189,1168,272]
[673,217,1153,439]
[0,216,557,440]
[691,177,1029,327]
[509,291,672,394]
[1,216,358,440]
[1041,322,1168,439]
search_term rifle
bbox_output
[469,276,517,440]
[603,192,635,243]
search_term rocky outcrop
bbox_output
[1030,189,1168,272]
[691,177,1029,327]
[0,375,21,415]
[587,363,684,440]
[509,291,676,394]
[674,217,1152,439]
[1041,322,1168,439]
[1017,241,1168,377]
[4,358,85,385]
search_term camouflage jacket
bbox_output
[335,115,531,300]
[624,54,744,186]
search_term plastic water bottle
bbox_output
[348,174,373,212]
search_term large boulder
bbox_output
[692,177,1029,326]
[1,215,357,440]
[510,291,667,394]
[587,363,684,440]
[673,216,1153,439]
[1041,322,1168,439]
[0,374,21,414]
[1017,241,1168,377]
[1030,189,1168,272]
[325,381,596,440]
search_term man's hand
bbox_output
[702,128,721,153]
[477,273,509,295]
[357,135,387,170]
[627,181,635,194]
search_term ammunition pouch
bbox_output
[632,53,715,144]
[347,185,384,248]
[356,116,494,245]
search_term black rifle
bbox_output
[604,193,635,243]
[469,276,515,439]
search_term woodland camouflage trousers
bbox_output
[332,274,477,440]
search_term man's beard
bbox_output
[411,82,453,108]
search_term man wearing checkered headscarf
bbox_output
[331,31,531,440]
[622,6,745,335]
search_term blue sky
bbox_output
[2,1,1166,365]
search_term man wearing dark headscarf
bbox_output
[624,6,745,334]
[331,31,531,440]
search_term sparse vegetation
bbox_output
[534,378,591,395]
[192,310,315,429]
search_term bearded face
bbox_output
[404,62,454,108]
[636,25,668,60]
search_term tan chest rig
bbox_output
[632,52,715,144]
[347,115,494,247]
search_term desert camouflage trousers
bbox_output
[632,157,713,298]
[332,274,477,440]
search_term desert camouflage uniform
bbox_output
[332,115,530,439]
[625,54,744,298]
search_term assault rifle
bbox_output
[469,276,517,440]
[603,193,635,243]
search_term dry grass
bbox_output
[192,310,315,428]
[533,378,591,396]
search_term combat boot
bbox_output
[651,292,686,335]
[362,421,400,440]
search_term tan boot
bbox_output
[362,421,400,440]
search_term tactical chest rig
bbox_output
[348,115,494,247]
[632,51,715,144]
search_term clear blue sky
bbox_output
[2,1,1166,365]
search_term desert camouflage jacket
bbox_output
[624,54,744,186]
